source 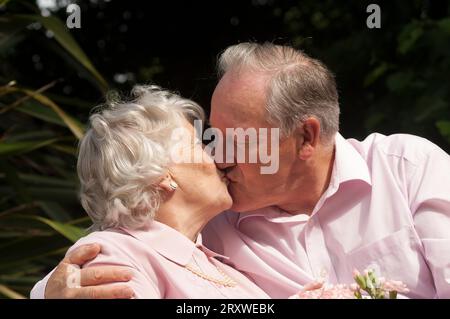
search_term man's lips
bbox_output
[224,175,236,183]
[218,171,231,184]
[220,175,230,185]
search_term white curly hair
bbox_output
[77,85,204,230]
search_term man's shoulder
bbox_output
[347,132,442,166]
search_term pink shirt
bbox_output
[32,221,269,299]
[31,132,450,299]
[203,133,450,298]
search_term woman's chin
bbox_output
[204,181,233,215]
[215,189,233,212]
[222,193,233,210]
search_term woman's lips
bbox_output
[221,175,230,185]
[224,174,236,183]
[217,170,233,185]
[219,172,230,185]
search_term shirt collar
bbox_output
[236,132,372,226]
[119,220,229,266]
[331,132,372,188]
[236,207,310,227]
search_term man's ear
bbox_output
[296,117,321,160]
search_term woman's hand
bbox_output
[45,243,135,299]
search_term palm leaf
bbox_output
[1,86,85,139]
[13,14,108,92]
[0,284,26,299]
[22,88,85,139]
[0,138,61,157]
[30,215,87,242]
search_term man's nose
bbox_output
[215,161,235,170]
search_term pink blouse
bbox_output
[63,220,269,299]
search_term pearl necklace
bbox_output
[184,263,237,287]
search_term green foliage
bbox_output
[277,1,450,150]
[0,1,99,298]
[12,14,108,92]
[436,120,450,143]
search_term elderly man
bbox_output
[31,42,450,299]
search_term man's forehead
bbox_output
[209,109,249,130]
[209,109,274,135]
[211,70,268,127]
[216,68,268,96]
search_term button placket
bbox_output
[304,215,337,283]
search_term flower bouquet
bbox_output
[289,268,409,299]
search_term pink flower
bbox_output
[289,284,355,299]
[352,269,361,278]
[382,280,409,294]
[288,269,409,299]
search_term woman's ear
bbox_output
[296,117,321,161]
[159,174,178,192]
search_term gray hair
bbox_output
[217,42,340,143]
[77,85,204,230]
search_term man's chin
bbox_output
[228,186,263,212]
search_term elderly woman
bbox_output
[59,85,268,298]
